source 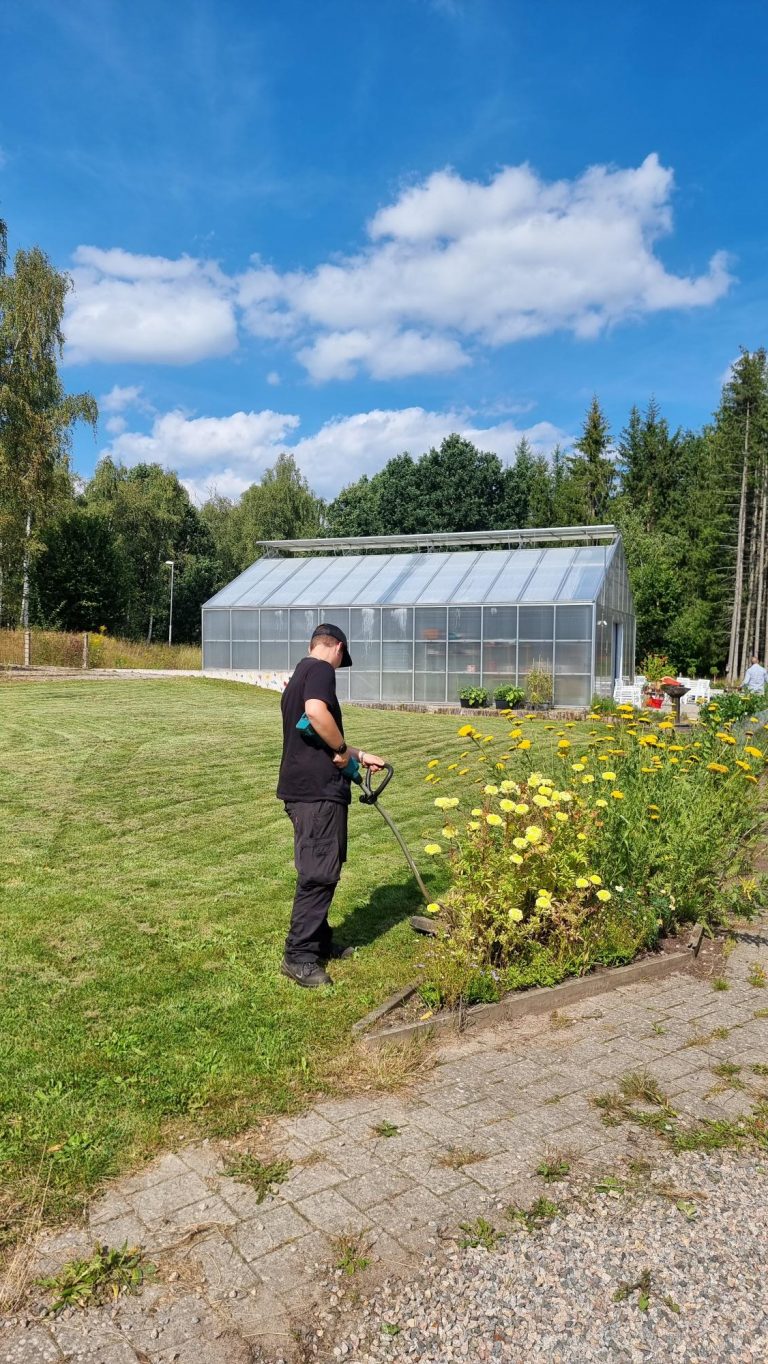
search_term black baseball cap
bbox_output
[311,622,353,667]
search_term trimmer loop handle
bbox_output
[359,762,394,805]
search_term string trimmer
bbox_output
[296,714,437,931]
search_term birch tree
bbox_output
[0,244,96,626]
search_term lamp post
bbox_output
[165,560,175,645]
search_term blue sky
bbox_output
[2,0,766,501]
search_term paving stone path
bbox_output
[2,919,766,1364]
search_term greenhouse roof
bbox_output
[204,540,619,610]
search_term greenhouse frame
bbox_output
[201,526,635,709]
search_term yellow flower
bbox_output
[571,762,586,772]
[483,736,495,744]
[596,889,612,902]
[423,843,442,855]
[483,784,499,795]
[557,739,571,749]
[559,791,574,803]
[611,790,624,800]
[533,794,551,808]
[716,732,736,744]
[500,779,517,793]
[554,811,569,822]
[457,724,475,738]
[525,713,536,720]
[577,832,587,841]
[514,802,530,815]
[525,825,543,844]
[744,774,759,784]
[517,739,532,751]
[447,763,458,771]
[486,813,503,827]
[581,774,595,784]
[589,874,602,885]
[471,807,483,816]
[658,720,674,731]
[508,906,524,922]
[459,769,469,776]
[601,771,617,781]
[509,728,523,739]
[460,751,469,758]
[441,825,458,838]
[434,796,459,809]
[427,759,440,769]
[735,760,751,772]
[639,734,659,747]
[535,896,552,910]
[510,853,524,866]
[513,836,528,849]
[745,746,763,759]
[707,762,729,774]
[425,902,441,914]
[595,798,608,808]
[467,821,481,831]
[575,876,590,889]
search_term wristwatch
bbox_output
[335,741,348,756]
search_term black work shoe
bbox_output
[325,944,356,960]
[280,959,333,988]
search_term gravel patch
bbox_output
[317,1149,768,1363]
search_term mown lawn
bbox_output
[0,679,587,1233]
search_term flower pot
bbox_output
[495,698,510,710]
[646,695,663,709]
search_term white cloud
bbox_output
[99,403,571,501]
[266,370,281,386]
[65,154,732,377]
[66,248,237,364]
[98,383,145,413]
[238,153,732,378]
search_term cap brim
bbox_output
[341,646,353,668]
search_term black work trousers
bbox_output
[284,800,348,963]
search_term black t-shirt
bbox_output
[276,656,350,805]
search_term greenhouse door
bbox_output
[612,621,623,685]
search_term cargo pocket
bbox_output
[293,805,343,885]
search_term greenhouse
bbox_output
[201,526,635,708]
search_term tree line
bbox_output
[1,214,765,673]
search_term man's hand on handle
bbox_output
[332,748,386,771]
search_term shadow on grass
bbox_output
[337,876,441,951]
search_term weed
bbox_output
[712,1062,743,1087]
[752,1064,768,1077]
[712,1026,731,1039]
[755,1008,768,1018]
[506,1196,559,1231]
[331,1233,371,1276]
[613,1267,652,1311]
[372,1120,399,1139]
[381,1323,401,1336]
[712,977,730,991]
[38,1243,155,1315]
[748,963,767,988]
[595,1175,626,1195]
[650,1022,667,1036]
[549,1010,574,1030]
[225,1155,291,1203]
[675,1199,698,1221]
[458,1217,503,1250]
[439,1147,486,1170]
[535,1154,571,1182]
[663,1295,682,1314]
[619,1070,670,1107]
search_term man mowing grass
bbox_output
[277,623,387,988]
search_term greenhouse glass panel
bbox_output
[350,673,380,700]
[353,555,412,604]
[484,549,542,602]
[453,550,510,602]
[482,641,516,675]
[382,607,412,640]
[319,608,350,636]
[415,673,446,701]
[519,641,554,671]
[232,641,259,669]
[203,610,230,641]
[205,642,230,668]
[448,606,481,640]
[484,605,516,639]
[290,608,318,640]
[261,640,289,668]
[231,610,260,641]
[555,605,591,640]
[382,672,413,702]
[416,552,480,603]
[261,609,289,640]
[554,675,591,706]
[519,605,554,640]
[448,641,481,674]
[388,553,452,603]
[415,607,447,641]
[264,558,328,605]
[415,641,447,671]
[554,641,591,674]
[311,556,368,605]
[520,548,575,601]
[383,641,413,669]
[557,547,608,602]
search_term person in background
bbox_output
[276,623,386,989]
[742,655,768,694]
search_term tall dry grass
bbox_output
[0,628,200,670]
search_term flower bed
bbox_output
[416,707,765,1008]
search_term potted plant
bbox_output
[458,684,489,709]
[493,683,525,711]
[639,652,670,710]
[525,662,553,710]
